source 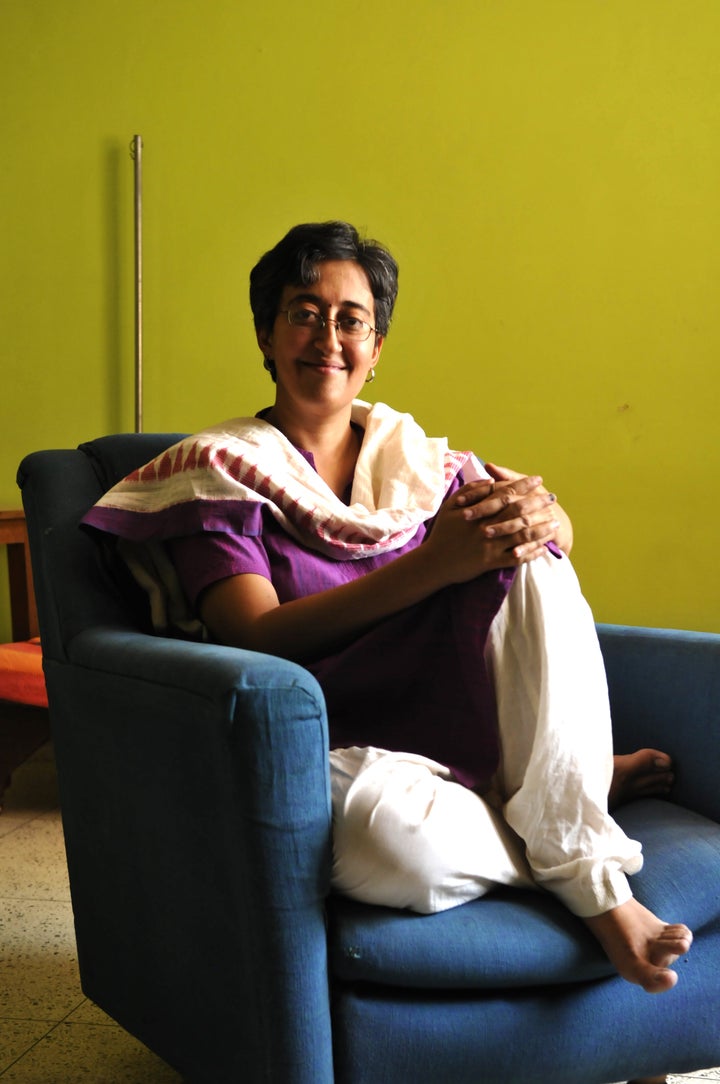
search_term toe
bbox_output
[642,967,678,994]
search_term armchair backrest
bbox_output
[17,434,187,662]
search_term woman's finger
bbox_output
[459,475,545,518]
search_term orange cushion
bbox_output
[0,637,49,708]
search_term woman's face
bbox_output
[257,260,384,419]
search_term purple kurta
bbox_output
[169,452,514,789]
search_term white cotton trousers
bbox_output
[329,550,643,918]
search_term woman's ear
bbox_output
[256,326,273,357]
[371,334,385,364]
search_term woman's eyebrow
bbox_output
[288,291,373,317]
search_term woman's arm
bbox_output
[200,473,562,663]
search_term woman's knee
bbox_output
[331,769,447,911]
[331,757,495,913]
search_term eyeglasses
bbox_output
[279,303,376,342]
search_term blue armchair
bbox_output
[18,434,720,1084]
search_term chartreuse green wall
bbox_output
[2,1,719,641]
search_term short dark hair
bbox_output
[249,221,399,338]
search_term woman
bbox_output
[84,221,690,1006]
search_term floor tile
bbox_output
[608,1074,720,1084]
[0,1020,55,1076]
[0,745,59,839]
[669,1074,720,1081]
[0,899,82,1020]
[0,1021,184,1082]
[0,814,69,900]
[64,999,116,1026]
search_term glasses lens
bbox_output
[337,318,371,340]
[288,305,322,329]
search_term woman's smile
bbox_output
[300,358,348,373]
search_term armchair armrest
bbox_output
[49,626,334,1084]
[598,623,720,824]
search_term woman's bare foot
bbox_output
[609,749,674,810]
[585,898,692,993]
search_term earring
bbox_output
[365,368,376,384]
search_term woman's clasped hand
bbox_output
[431,471,563,579]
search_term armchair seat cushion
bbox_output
[328,799,720,990]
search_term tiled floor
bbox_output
[1,745,718,1084]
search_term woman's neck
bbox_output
[264,404,362,499]
[263,402,346,450]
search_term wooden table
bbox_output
[0,509,39,640]
[0,509,49,806]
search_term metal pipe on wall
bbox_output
[130,135,143,433]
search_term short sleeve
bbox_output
[168,530,272,609]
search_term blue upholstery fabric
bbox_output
[333,928,720,1084]
[328,801,720,990]
[599,622,720,824]
[17,435,720,1084]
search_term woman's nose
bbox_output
[314,318,342,349]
